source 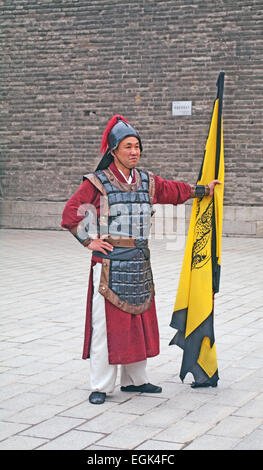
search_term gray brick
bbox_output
[37,429,105,450]
[233,429,263,450]
[184,434,240,450]
[207,415,262,439]
[96,423,163,450]
[21,416,85,439]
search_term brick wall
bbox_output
[1,0,263,235]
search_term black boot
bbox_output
[121,383,162,393]
[191,381,217,389]
[89,391,106,404]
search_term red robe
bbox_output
[61,162,191,364]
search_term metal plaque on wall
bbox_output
[172,101,192,116]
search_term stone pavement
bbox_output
[0,229,263,450]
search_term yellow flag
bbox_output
[170,72,225,387]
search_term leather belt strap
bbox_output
[106,236,136,247]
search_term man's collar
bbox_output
[108,161,135,184]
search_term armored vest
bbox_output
[83,167,156,314]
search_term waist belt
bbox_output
[92,237,154,314]
[106,237,136,247]
[106,237,148,248]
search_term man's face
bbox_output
[111,136,141,170]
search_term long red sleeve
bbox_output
[153,174,191,205]
[61,179,100,230]
[61,168,192,231]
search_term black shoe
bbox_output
[190,381,217,389]
[89,391,106,404]
[120,383,162,393]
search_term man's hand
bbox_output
[208,180,221,196]
[87,234,114,255]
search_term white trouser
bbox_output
[90,262,148,393]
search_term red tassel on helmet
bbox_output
[100,114,129,154]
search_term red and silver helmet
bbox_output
[96,115,142,171]
[100,115,142,154]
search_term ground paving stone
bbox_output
[153,418,213,444]
[135,439,183,450]
[183,434,240,450]
[77,410,138,434]
[21,415,86,440]
[96,423,164,450]
[0,435,48,450]
[36,429,105,450]
[1,229,263,450]
[207,415,262,439]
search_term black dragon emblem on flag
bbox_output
[191,199,213,270]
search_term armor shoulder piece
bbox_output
[147,171,155,205]
[138,169,155,205]
[83,172,107,196]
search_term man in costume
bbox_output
[61,115,220,404]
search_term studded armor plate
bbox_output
[91,168,155,313]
